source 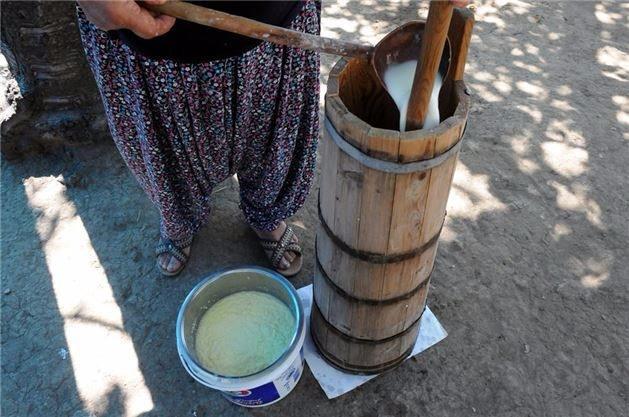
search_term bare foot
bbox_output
[254,222,299,271]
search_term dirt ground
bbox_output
[2,1,628,416]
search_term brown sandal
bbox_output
[155,236,192,277]
[258,225,303,277]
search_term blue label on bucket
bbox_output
[224,382,280,407]
[222,352,304,407]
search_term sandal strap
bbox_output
[286,242,302,255]
[168,245,188,264]
[258,240,282,268]
[259,225,299,269]
[155,238,190,264]
[155,244,170,256]
[172,235,193,249]
[272,226,295,268]
[259,240,278,251]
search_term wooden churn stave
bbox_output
[311,17,471,374]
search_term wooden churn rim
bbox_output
[325,56,471,170]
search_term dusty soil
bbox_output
[1,1,628,416]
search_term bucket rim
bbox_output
[176,265,305,389]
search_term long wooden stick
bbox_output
[405,1,453,130]
[439,7,474,117]
[447,7,474,81]
[145,0,372,58]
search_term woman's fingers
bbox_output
[124,1,175,39]
[450,0,471,7]
[78,0,175,39]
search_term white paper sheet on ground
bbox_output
[297,284,447,399]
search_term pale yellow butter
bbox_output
[195,291,295,377]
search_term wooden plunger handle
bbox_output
[405,1,454,130]
[144,0,372,58]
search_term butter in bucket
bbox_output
[195,291,295,377]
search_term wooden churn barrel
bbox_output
[311,14,472,374]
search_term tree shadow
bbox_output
[307,1,629,416]
[1,160,83,416]
[2,144,258,417]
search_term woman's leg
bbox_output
[78,8,232,274]
[234,0,320,271]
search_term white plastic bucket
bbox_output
[176,267,306,407]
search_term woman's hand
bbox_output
[450,0,471,7]
[77,0,175,39]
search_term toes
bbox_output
[158,254,169,269]
[157,242,190,274]
[279,258,290,270]
[167,256,182,273]
[282,250,301,269]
